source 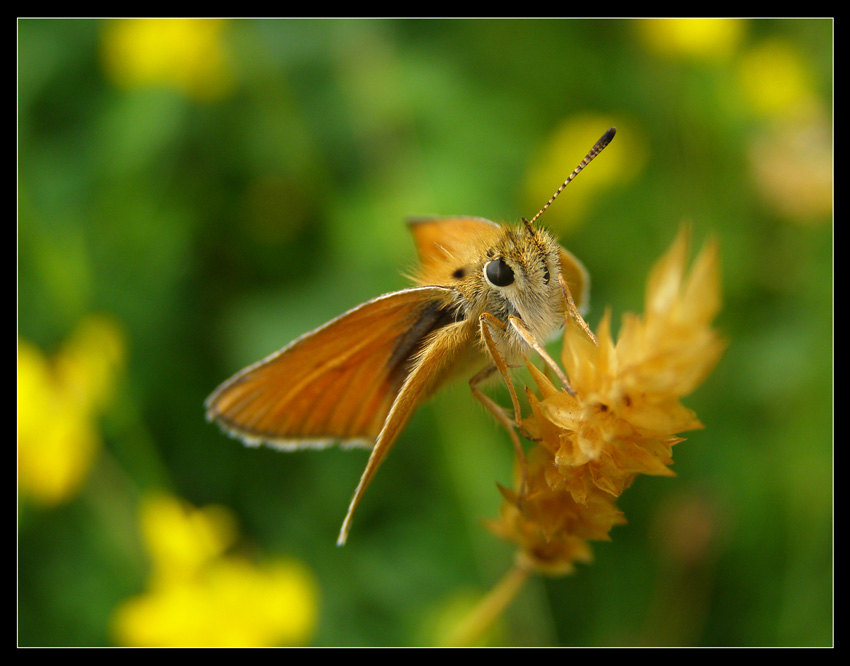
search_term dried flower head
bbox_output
[488,446,626,576]
[488,226,725,575]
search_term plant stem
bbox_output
[441,564,531,647]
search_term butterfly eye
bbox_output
[485,258,515,287]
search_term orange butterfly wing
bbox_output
[407,216,504,286]
[205,286,458,450]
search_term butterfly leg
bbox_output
[476,313,529,497]
[477,314,524,421]
[507,315,575,396]
[559,273,597,346]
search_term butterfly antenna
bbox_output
[526,126,617,227]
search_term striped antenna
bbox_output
[526,126,617,227]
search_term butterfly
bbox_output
[206,127,616,544]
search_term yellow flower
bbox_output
[747,112,833,224]
[18,315,126,505]
[100,19,234,101]
[736,39,816,118]
[113,557,319,647]
[637,18,745,61]
[111,493,319,647]
[488,226,724,575]
[139,493,238,584]
[53,314,127,413]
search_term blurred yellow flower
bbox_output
[747,111,833,224]
[18,314,126,505]
[101,19,234,101]
[490,226,724,575]
[139,493,238,584]
[734,39,831,224]
[736,39,816,118]
[637,18,745,61]
[522,115,646,233]
[112,493,319,647]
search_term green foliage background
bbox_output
[18,19,832,646]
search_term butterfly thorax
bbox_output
[422,222,566,361]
